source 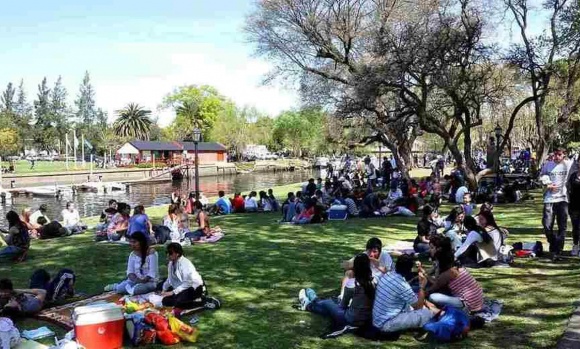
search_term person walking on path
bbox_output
[540,148,575,261]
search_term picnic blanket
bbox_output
[35,292,121,330]
[193,232,225,244]
[473,299,503,322]
[384,241,415,256]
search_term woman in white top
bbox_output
[163,204,181,242]
[456,212,503,266]
[104,232,158,295]
[61,202,87,234]
[160,243,204,309]
[244,191,258,212]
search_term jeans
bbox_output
[543,202,568,254]
[445,230,463,251]
[414,242,430,254]
[114,279,157,295]
[429,293,465,310]
[282,203,296,222]
[570,209,580,246]
[0,246,23,259]
[380,308,433,332]
[309,299,353,327]
[162,286,204,309]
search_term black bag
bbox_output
[153,225,171,245]
[40,221,68,239]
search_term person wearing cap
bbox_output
[29,205,50,227]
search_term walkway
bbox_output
[558,304,580,349]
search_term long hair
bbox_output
[478,210,500,230]
[6,211,23,229]
[446,206,464,223]
[133,205,145,216]
[130,232,150,268]
[353,253,375,301]
[429,235,455,272]
[464,215,492,243]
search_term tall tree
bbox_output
[33,77,55,150]
[50,76,68,116]
[14,80,32,121]
[75,71,96,125]
[113,103,153,140]
[0,82,15,113]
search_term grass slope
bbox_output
[2,199,579,348]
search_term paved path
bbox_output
[558,305,580,348]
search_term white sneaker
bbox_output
[573,245,580,257]
[104,283,117,292]
[298,289,311,311]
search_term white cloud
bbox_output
[94,43,297,126]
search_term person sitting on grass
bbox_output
[0,278,46,317]
[128,205,154,241]
[164,204,181,243]
[0,211,30,261]
[268,189,279,212]
[420,235,484,313]
[61,202,87,234]
[185,201,216,242]
[443,206,466,251]
[244,191,259,212]
[414,205,442,255]
[373,254,435,333]
[455,213,504,267]
[20,207,41,239]
[231,192,245,213]
[96,199,117,230]
[214,191,232,215]
[460,193,476,216]
[259,191,273,212]
[341,238,392,304]
[344,192,359,217]
[104,231,159,295]
[281,192,297,222]
[105,203,131,242]
[29,204,50,228]
[298,253,376,329]
[159,243,205,309]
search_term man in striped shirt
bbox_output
[373,255,435,332]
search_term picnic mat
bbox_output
[193,232,225,244]
[35,292,121,330]
[384,241,415,255]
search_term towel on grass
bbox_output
[384,241,415,255]
[473,299,503,322]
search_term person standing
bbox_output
[541,148,574,261]
[568,164,580,256]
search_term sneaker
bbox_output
[305,288,317,302]
[572,245,579,257]
[298,289,311,311]
[203,296,221,310]
[103,284,117,292]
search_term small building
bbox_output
[116,140,227,165]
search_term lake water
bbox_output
[0,170,315,220]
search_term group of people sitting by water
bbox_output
[298,235,486,341]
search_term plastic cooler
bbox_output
[328,205,348,220]
[73,303,125,349]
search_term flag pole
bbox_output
[65,134,69,170]
[82,134,85,166]
[73,129,77,168]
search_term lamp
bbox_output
[494,124,502,141]
[193,128,202,200]
[193,128,201,143]
[494,124,503,190]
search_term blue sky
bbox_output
[0,0,297,126]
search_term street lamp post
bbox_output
[193,128,201,200]
[494,124,503,188]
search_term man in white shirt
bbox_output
[61,202,87,234]
[540,148,575,261]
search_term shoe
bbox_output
[203,296,221,310]
[103,284,116,292]
[305,288,317,302]
[572,245,579,257]
[298,289,311,311]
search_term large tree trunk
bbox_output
[462,122,478,191]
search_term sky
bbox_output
[0,0,297,126]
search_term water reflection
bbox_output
[0,170,314,220]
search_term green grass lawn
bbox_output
[2,198,579,348]
[1,160,91,175]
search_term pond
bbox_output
[0,170,315,221]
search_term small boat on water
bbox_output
[77,181,127,192]
[26,186,72,198]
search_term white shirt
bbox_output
[127,251,159,281]
[364,250,393,279]
[261,198,272,211]
[245,197,258,209]
[541,160,573,203]
[162,256,203,295]
[455,186,469,204]
[29,210,49,225]
[62,209,81,227]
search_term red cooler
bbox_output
[73,303,125,349]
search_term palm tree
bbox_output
[113,103,153,140]
[175,100,206,141]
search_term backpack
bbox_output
[46,268,76,302]
[423,306,470,342]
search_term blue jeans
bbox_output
[445,230,463,251]
[282,203,296,222]
[114,279,157,295]
[543,202,568,254]
[429,293,465,310]
[0,246,23,259]
[309,299,353,327]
